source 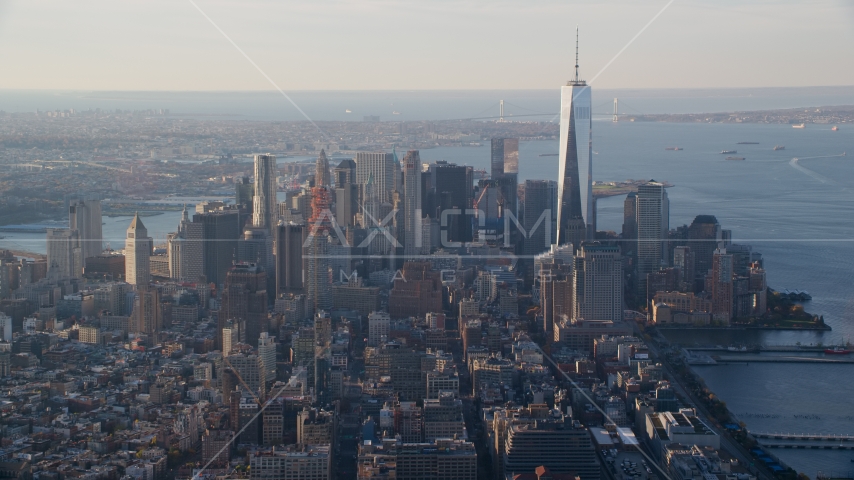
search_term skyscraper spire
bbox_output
[573,25,581,84]
[315,149,331,188]
[558,24,592,250]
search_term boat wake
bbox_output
[788,153,847,185]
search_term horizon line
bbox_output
[2,85,854,94]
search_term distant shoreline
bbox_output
[619,104,854,125]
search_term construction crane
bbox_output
[473,182,505,220]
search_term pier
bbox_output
[762,444,854,450]
[752,432,854,442]
[685,345,830,353]
[714,354,854,364]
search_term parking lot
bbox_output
[602,450,656,480]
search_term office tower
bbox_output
[748,262,767,316]
[166,220,182,280]
[297,408,336,445]
[655,382,679,412]
[423,392,464,442]
[125,213,153,286]
[305,229,331,315]
[358,438,477,480]
[260,399,284,446]
[314,347,332,406]
[228,352,266,398]
[331,278,380,315]
[688,215,722,284]
[131,284,162,336]
[355,152,395,204]
[539,261,573,341]
[95,282,131,315]
[490,137,519,178]
[491,137,519,218]
[194,208,241,286]
[46,228,82,279]
[424,161,474,245]
[238,226,275,300]
[673,246,695,291]
[501,408,600,480]
[636,182,669,292]
[220,262,268,349]
[388,262,443,318]
[167,205,205,282]
[275,223,304,296]
[314,310,332,347]
[334,159,359,228]
[68,197,103,262]
[221,322,237,356]
[368,311,390,347]
[403,150,422,256]
[314,149,331,189]
[622,192,637,244]
[573,243,622,322]
[557,31,593,249]
[202,430,233,468]
[304,150,334,314]
[249,445,330,480]
[471,356,514,394]
[461,318,482,360]
[235,176,254,213]
[253,154,278,232]
[258,332,277,382]
[0,314,12,342]
[367,343,426,400]
[239,227,274,272]
[334,158,356,187]
[397,153,406,202]
[426,312,446,330]
[291,326,316,384]
[710,248,733,323]
[522,180,557,256]
[380,401,423,442]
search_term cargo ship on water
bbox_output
[721,150,737,154]
[792,123,805,129]
[665,147,683,151]
[726,156,745,161]
[773,146,785,151]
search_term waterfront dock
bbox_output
[714,354,854,364]
[684,347,854,365]
[753,433,854,442]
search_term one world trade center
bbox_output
[556,28,593,250]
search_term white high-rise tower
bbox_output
[557,27,593,249]
[125,213,153,286]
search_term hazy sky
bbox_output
[0,0,852,91]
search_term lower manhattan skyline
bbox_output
[0,1,852,480]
